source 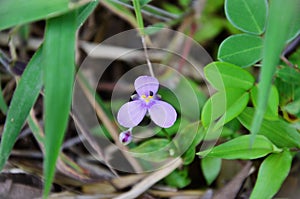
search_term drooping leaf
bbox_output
[250,0,299,141]
[0,0,91,31]
[201,88,249,129]
[43,11,77,198]
[204,62,255,91]
[250,150,292,199]
[201,157,222,185]
[225,0,268,34]
[0,48,43,171]
[197,135,281,159]
[250,85,279,120]
[238,107,300,148]
[218,34,263,67]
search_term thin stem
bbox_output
[141,36,155,77]
[132,0,155,77]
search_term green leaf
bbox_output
[250,0,299,141]
[43,11,77,198]
[204,62,255,91]
[201,157,222,185]
[197,135,281,159]
[76,0,99,27]
[174,122,204,155]
[284,100,300,117]
[218,34,263,67]
[238,107,300,148]
[276,66,300,86]
[251,85,279,120]
[0,0,91,31]
[0,80,8,114]
[0,4,95,174]
[181,122,205,165]
[0,48,43,171]
[140,0,152,7]
[164,168,191,188]
[201,88,249,129]
[250,150,292,199]
[225,0,267,34]
[131,139,170,162]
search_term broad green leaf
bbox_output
[197,135,281,159]
[0,48,43,171]
[201,157,222,185]
[218,34,263,67]
[201,88,249,129]
[225,0,267,34]
[276,66,300,86]
[250,0,299,141]
[204,62,255,91]
[0,0,91,31]
[250,150,292,199]
[251,85,279,120]
[238,107,300,148]
[43,11,77,198]
[286,4,300,42]
[164,168,191,188]
[131,139,170,162]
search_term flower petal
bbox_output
[148,100,177,128]
[119,130,132,145]
[134,76,159,96]
[117,100,147,128]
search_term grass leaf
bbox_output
[0,0,92,31]
[250,0,299,141]
[0,48,43,171]
[43,10,77,198]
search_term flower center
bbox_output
[141,94,153,103]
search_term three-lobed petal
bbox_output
[134,76,159,96]
[117,100,147,128]
[148,100,177,128]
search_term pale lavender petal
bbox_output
[148,100,177,128]
[134,76,159,96]
[119,130,132,145]
[117,100,147,128]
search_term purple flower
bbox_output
[119,129,132,145]
[117,76,177,129]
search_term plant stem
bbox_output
[132,0,155,77]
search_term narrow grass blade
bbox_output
[0,80,8,114]
[77,0,99,27]
[43,11,77,198]
[0,0,92,31]
[0,48,43,171]
[250,0,299,140]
